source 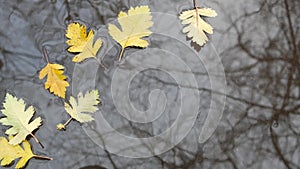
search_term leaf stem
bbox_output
[118,48,125,62]
[194,0,199,27]
[30,133,44,148]
[33,155,53,161]
[193,0,197,8]
[64,117,73,128]
[42,47,50,63]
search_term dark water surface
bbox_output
[0,0,299,169]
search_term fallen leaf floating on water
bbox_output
[39,63,69,99]
[179,8,217,46]
[0,136,52,169]
[66,22,102,62]
[57,90,100,130]
[0,93,43,147]
[108,5,153,61]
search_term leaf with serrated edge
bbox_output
[0,136,51,169]
[57,90,100,130]
[179,8,217,46]
[0,93,42,145]
[66,22,102,62]
[39,63,69,99]
[66,90,100,122]
[108,5,153,61]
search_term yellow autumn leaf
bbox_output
[66,22,102,62]
[57,90,100,130]
[108,5,153,61]
[0,136,52,169]
[0,93,42,146]
[39,63,69,99]
[179,8,217,46]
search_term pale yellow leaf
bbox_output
[65,90,100,123]
[39,63,69,98]
[57,90,100,130]
[179,8,217,46]
[0,93,42,146]
[108,5,153,61]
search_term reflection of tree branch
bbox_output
[104,150,118,169]
[284,0,298,57]
[270,126,292,169]
[144,74,279,111]
[213,0,299,168]
[87,130,119,169]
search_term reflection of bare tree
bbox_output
[216,0,300,168]
[0,0,299,169]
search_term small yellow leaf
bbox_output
[0,136,51,169]
[56,123,65,131]
[58,90,100,130]
[39,63,69,98]
[0,136,34,169]
[108,5,153,61]
[0,93,42,146]
[179,8,217,46]
[66,22,102,62]
[66,90,100,123]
